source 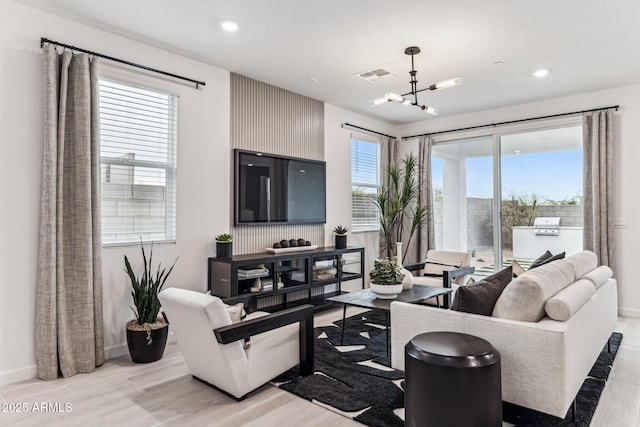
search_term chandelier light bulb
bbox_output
[385,92,405,102]
[434,78,463,90]
[423,106,439,116]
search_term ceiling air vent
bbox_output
[356,68,395,83]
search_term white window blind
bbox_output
[351,137,379,231]
[99,78,178,245]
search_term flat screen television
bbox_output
[234,149,327,226]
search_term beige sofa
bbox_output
[390,250,618,418]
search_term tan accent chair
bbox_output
[159,288,314,400]
[405,250,475,307]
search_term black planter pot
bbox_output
[126,323,169,363]
[216,241,233,258]
[335,234,347,249]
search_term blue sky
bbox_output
[432,149,583,202]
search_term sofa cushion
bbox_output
[579,265,613,289]
[492,259,575,322]
[564,250,598,280]
[450,266,512,316]
[544,279,596,321]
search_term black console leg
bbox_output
[608,337,612,353]
[571,398,577,422]
[340,305,347,345]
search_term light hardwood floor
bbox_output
[1,308,639,427]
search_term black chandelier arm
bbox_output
[401,84,438,98]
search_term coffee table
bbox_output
[326,285,453,356]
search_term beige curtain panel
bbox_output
[582,110,615,272]
[417,135,435,261]
[379,136,398,257]
[36,45,104,380]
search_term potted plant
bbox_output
[369,256,405,299]
[215,233,233,258]
[125,241,177,363]
[333,225,348,249]
[373,153,428,262]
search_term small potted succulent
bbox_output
[333,225,348,249]
[369,256,405,299]
[215,233,233,258]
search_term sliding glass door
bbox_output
[432,137,495,270]
[431,122,583,275]
[500,126,583,269]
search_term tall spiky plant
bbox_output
[373,153,428,262]
[125,241,177,325]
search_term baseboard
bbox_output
[0,364,37,387]
[619,307,640,318]
[0,333,177,387]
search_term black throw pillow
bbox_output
[528,250,553,270]
[450,266,513,316]
[533,251,566,268]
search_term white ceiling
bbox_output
[13,0,640,124]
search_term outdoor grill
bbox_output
[532,217,561,236]
[513,216,582,260]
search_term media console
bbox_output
[208,246,364,312]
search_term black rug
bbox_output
[273,310,623,427]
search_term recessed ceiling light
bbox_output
[533,69,549,78]
[220,20,239,32]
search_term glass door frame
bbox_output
[431,115,583,274]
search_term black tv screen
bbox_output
[234,149,326,225]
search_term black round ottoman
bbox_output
[404,332,501,427]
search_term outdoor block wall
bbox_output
[433,198,583,252]
[101,182,168,243]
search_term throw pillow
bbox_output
[533,251,566,269]
[511,260,526,277]
[544,279,596,321]
[450,266,513,316]
[225,302,247,323]
[528,250,553,269]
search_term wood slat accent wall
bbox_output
[230,73,325,254]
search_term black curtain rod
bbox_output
[342,123,397,140]
[402,105,619,140]
[40,37,206,89]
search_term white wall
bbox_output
[324,104,395,287]
[395,86,640,318]
[0,1,230,385]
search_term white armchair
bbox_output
[158,288,314,400]
[405,250,475,307]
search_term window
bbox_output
[431,121,583,275]
[99,79,178,245]
[351,137,379,231]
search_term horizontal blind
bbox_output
[99,78,178,245]
[351,138,379,231]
